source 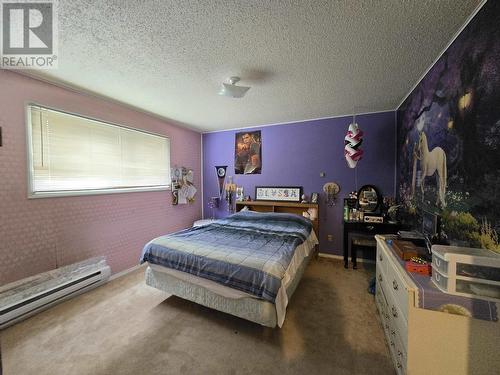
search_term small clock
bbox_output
[217,167,226,178]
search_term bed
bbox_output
[140,203,319,328]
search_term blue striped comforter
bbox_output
[140,211,312,302]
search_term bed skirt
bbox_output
[145,252,312,328]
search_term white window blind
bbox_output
[27,105,171,197]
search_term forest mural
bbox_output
[397,0,500,252]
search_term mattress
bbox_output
[141,211,314,303]
[146,230,317,327]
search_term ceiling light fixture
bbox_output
[218,76,250,98]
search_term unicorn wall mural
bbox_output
[397,0,500,252]
[410,113,447,208]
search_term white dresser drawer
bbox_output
[376,276,407,374]
[391,330,407,375]
[386,295,408,353]
[385,255,410,321]
[376,249,409,352]
[376,245,388,276]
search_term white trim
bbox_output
[25,103,35,198]
[201,109,394,134]
[110,264,145,281]
[395,0,488,109]
[29,186,170,199]
[200,132,204,219]
[318,253,376,264]
[394,110,397,196]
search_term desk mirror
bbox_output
[357,185,380,213]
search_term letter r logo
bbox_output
[2,2,53,54]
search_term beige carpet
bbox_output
[1,259,395,375]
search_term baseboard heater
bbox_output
[0,257,111,329]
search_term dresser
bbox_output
[375,236,499,375]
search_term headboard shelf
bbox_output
[235,201,319,236]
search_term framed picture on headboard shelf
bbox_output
[255,186,302,202]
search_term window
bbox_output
[27,104,171,198]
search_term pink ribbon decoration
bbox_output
[344,123,364,168]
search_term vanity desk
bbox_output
[342,185,403,268]
[343,220,401,269]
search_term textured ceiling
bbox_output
[26,0,482,131]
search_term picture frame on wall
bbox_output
[255,186,302,202]
[311,192,319,204]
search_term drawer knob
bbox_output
[397,350,403,357]
[379,254,383,261]
[397,361,402,369]
[435,258,441,267]
[378,274,383,282]
[391,330,395,335]
[392,306,398,318]
[390,340,395,347]
[392,280,398,290]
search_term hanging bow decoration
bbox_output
[344,122,364,168]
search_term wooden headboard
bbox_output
[235,201,319,236]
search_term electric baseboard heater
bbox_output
[0,257,111,329]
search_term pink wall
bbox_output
[0,70,202,286]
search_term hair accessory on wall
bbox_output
[344,119,364,168]
[171,167,196,205]
[323,182,340,207]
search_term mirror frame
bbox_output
[357,184,381,213]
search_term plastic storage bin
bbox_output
[431,266,449,292]
[432,245,500,282]
[432,255,449,275]
[431,245,500,302]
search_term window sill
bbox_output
[28,185,171,199]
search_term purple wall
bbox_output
[202,111,396,255]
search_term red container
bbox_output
[405,260,432,276]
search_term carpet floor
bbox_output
[1,258,395,375]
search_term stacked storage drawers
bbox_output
[431,245,500,301]
[375,239,415,374]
